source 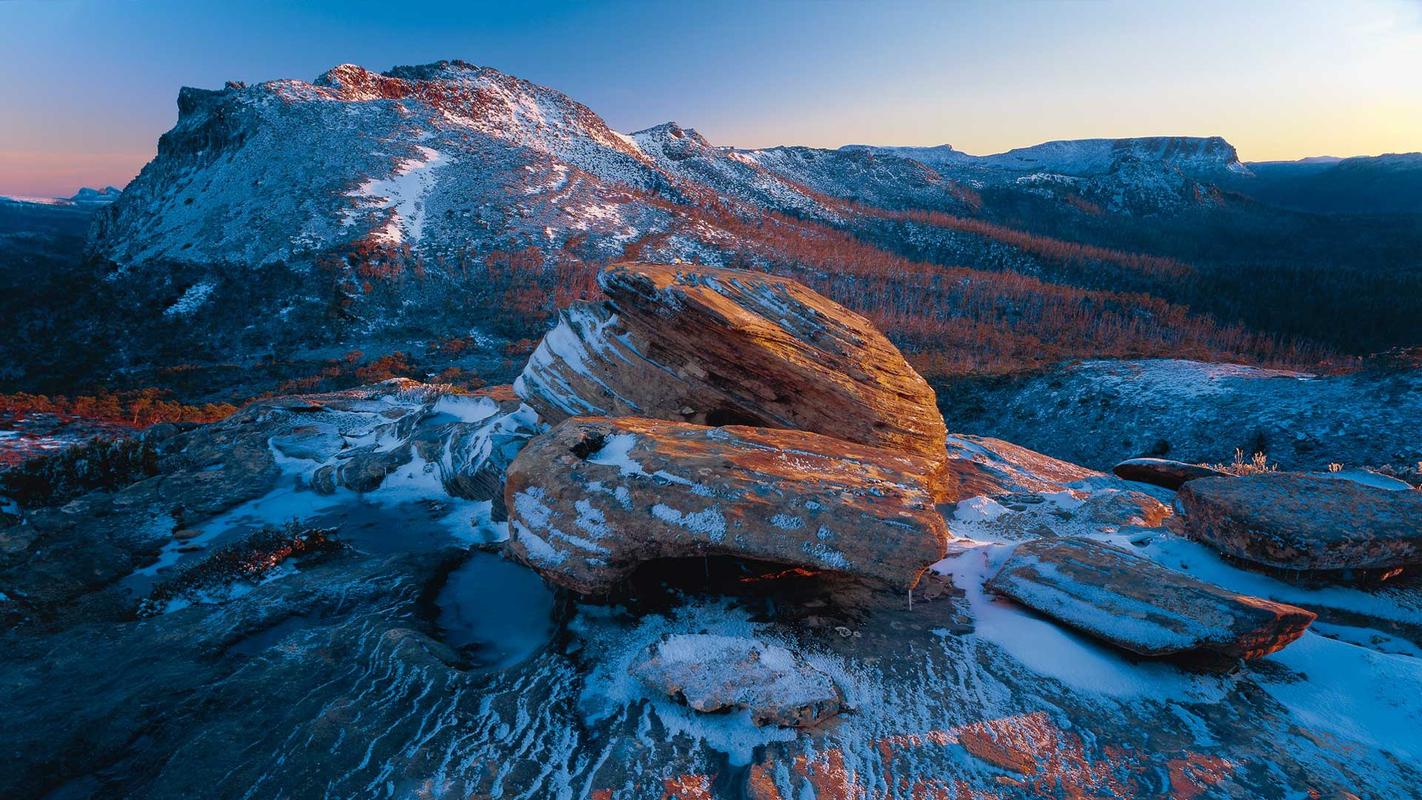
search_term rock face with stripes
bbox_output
[502,416,950,594]
[986,537,1316,660]
[513,262,955,501]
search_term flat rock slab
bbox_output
[503,416,949,594]
[631,634,844,728]
[514,262,954,500]
[1112,457,1229,490]
[986,537,1315,659]
[1179,473,1422,573]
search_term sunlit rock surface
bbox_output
[1179,473,1422,574]
[987,536,1316,659]
[515,262,955,499]
[503,416,949,593]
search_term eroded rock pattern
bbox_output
[630,633,844,728]
[2,380,1420,798]
[503,416,949,593]
[515,262,954,499]
[1179,473,1422,573]
[987,537,1316,659]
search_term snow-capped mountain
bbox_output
[69,186,122,205]
[844,136,1249,213]
[0,186,120,208]
[85,61,1004,356]
[70,60,1420,392]
[91,61,1252,279]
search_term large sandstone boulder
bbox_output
[514,262,954,500]
[986,537,1315,659]
[630,634,844,728]
[1112,457,1229,490]
[503,416,949,593]
[1179,473,1422,574]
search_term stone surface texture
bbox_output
[503,416,950,593]
[987,536,1316,659]
[514,262,954,499]
[1179,473,1422,573]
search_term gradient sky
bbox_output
[2,0,1419,197]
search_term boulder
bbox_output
[986,537,1315,659]
[503,416,949,594]
[630,634,844,728]
[514,262,954,500]
[1112,457,1229,490]
[1179,473,1422,573]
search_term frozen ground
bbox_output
[940,358,1422,477]
[1,382,1420,798]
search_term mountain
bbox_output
[0,186,120,208]
[68,186,122,205]
[1,60,1414,402]
[1234,152,1422,214]
[844,136,1249,214]
[840,142,976,169]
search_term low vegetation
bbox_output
[0,434,159,506]
[136,523,340,618]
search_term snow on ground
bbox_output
[574,602,803,764]
[162,281,217,318]
[1261,632,1422,760]
[931,543,1231,702]
[344,145,444,244]
[1085,358,1313,400]
[1313,468,1413,491]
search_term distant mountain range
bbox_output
[0,186,121,207]
[4,61,1421,399]
[1231,153,1422,214]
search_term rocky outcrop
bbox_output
[1179,473,1422,574]
[631,634,843,728]
[1112,457,1229,490]
[514,263,954,500]
[503,416,949,594]
[986,537,1315,659]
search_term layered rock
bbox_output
[631,634,844,728]
[503,416,949,593]
[514,262,954,500]
[1112,457,1229,490]
[986,537,1315,659]
[1179,473,1422,574]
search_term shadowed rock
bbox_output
[503,416,949,594]
[986,537,1315,659]
[1112,457,1229,490]
[631,634,844,728]
[1179,473,1422,574]
[514,262,954,500]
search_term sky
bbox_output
[1,0,1419,197]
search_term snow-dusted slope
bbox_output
[96,61,1258,278]
[844,136,1250,213]
[89,61,675,269]
[939,357,1422,476]
[840,142,976,170]
[977,136,1249,177]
